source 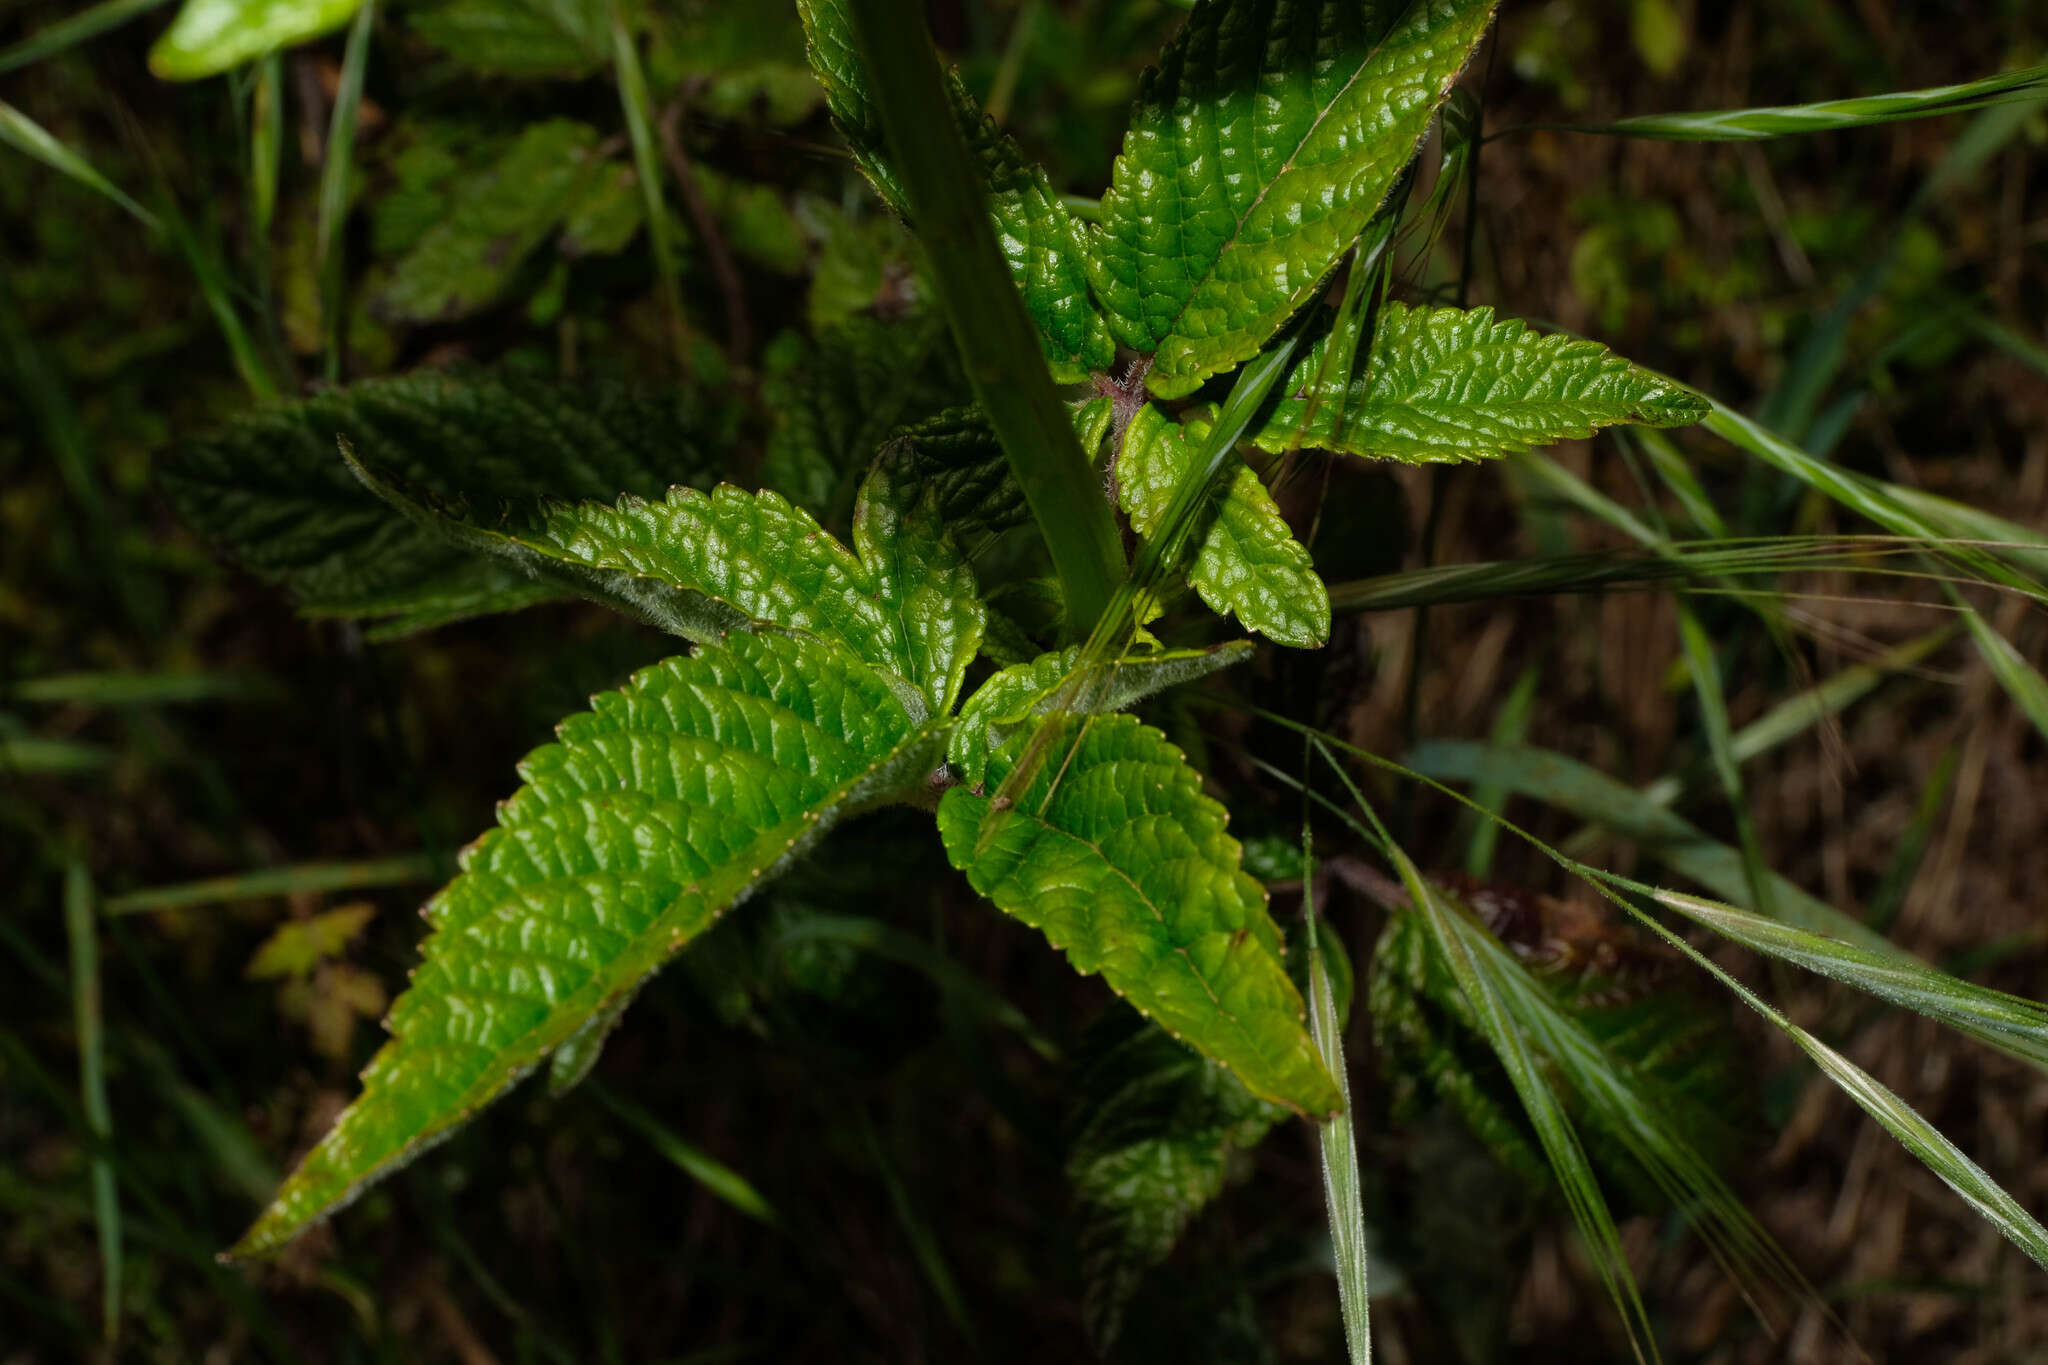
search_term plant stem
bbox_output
[837,0,1123,636]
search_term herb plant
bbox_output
[13,0,2048,1356]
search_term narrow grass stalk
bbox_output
[1303,839,1370,1363]
[1952,596,2048,744]
[838,0,1123,636]
[1676,605,1776,920]
[1868,747,1957,932]
[1462,662,1539,877]
[1512,63,2048,141]
[318,0,373,382]
[0,100,158,230]
[587,1082,778,1225]
[13,671,279,706]
[100,851,449,915]
[1318,761,1659,1363]
[63,861,121,1343]
[609,2,688,378]
[250,52,283,242]
[0,0,170,75]
[2,735,114,775]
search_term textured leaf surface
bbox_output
[502,465,984,716]
[797,0,1114,380]
[1067,918,1351,1349]
[937,715,1340,1115]
[1067,1011,1286,1349]
[230,631,945,1257]
[1090,0,1500,397]
[873,406,1028,546]
[406,0,606,78]
[149,0,361,79]
[1254,303,1710,462]
[1116,404,1329,647]
[380,120,610,323]
[160,369,723,626]
[949,642,1252,787]
[760,316,961,519]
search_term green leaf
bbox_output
[760,316,961,520]
[379,120,610,324]
[797,0,1114,381]
[949,641,1252,787]
[1116,403,1329,647]
[149,0,363,79]
[1543,63,2048,141]
[229,630,946,1258]
[1254,304,1709,463]
[447,460,985,717]
[160,368,724,626]
[406,0,606,78]
[1065,1008,1289,1351]
[872,405,1028,546]
[938,714,1341,1116]
[1090,0,1500,398]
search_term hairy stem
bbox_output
[838,0,1124,636]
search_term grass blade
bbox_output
[1597,888,2048,1273]
[1676,605,1775,919]
[2,735,115,775]
[1867,746,1957,932]
[12,671,279,706]
[1629,884,2048,1071]
[1955,602,2048,744]
[1406,738,1891,952]
[64,861,121,1343]
[100,851,449,915]
[1303,840,1369,1363]
[608,1,688,379]
[317,0,373,381]
[1463,662,1539,877]
[837,0,1124,636]
[250,51,283,241]
[587,1082,778,1226]
[0,0,172,75]
[1520,64,2048,141]
[0,100,159,230]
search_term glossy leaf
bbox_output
[380,120,611,324]
[1090,0,1500,397]
[949,641,1252,787]
[937,714,1341,1116]
[230,630,947,1257]
[149,0,362,79]
[160,369,725,628]
[1117,404,1329,647]
[466,462,985,717]
[1253,304,1709,463]
[797,0,1114,380]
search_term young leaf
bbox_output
[1117,404,1330,647]
[949,641,1252,787]
[1253,304,1708,462]
[937,714,1342,1116]
[160,369,724,628]
[873,405,1029,545]
[229,630,947,1257]
[379,120,612,324]
[460,461,986,717]
[1090,0,1501,398]
[150,0,364,80]
[797,0,1114,380]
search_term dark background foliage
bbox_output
[3,1,2045,1360]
